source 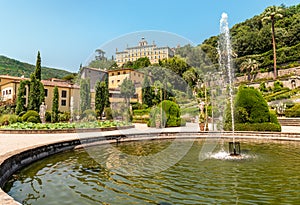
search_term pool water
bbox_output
[4,139,300,205]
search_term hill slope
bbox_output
[0,55,72,79]
[176,3,300,74]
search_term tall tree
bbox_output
[240,59,259,81]
[28,74,44,112]
[120,78,135,107]
[95,81,109,119]
[142,74,153,107]
[35,51,42,80]
[262,6,284,79]
[80,78,91,112]
[51,86,59,123]
[15,80,28,115]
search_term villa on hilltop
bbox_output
[115,37,175,66]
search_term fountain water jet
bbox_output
[218,13,240,156]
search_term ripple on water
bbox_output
[3,139,300,205]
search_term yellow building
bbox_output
[108,68,145,103]
[0,75,80,112]
[115,37,175,66]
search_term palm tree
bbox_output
[240,59,259,81]
[262,6,284,79]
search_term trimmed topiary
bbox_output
[285,104,300,117]
[0,114,18,126]
[22,110,41,123]
[224,86,281,132]
[148,100,184,127]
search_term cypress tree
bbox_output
[28,74,40,112]
[15,80,27,115]
[35,51,42,80]
[95,81,109,119]
[142,74,153,107]
[51,86,59,123]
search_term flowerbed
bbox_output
[0,121,131,130]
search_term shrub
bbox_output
[133,109,150,116]
[148,100,184,127]
[273,80,284,92]
[58,112,71,122]
[18,111,27,117]
[22,110,40,123]
[27,116,40,123]
[104,107,113,120]
[224,86,281,131]
[224,123,281,132]
[285,104,300,117]
[45,111,52,122]
[0,114,18,126]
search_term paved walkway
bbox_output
[1,123,300,157]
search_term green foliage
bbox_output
[95,81,109,119]
[89,59,117,69]
[259,81,268,92]
[182,4,300,75]
[45,111,51,122]
[22,110,40,123]
[224,86,280,131]
[148,100,183,127]
[224,123,281,132]
[133,109,150,116]
[142,74,154,107]
[58,112,71,122]
[80,78,91,112]
[104,107,113,120]
[122,57,151,69]
[15,80,29,115]
[1,120,130,130]
[273,80,284,92]
[28,73,44,112]
[0,114,18,126]
[284,103,300,117]
[35,51,42,80]
[0,55,71,79]
[51,86,59,123]
[120,78,135,106]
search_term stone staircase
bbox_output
[278,118,300,126]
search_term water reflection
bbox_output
[4,139,300,205]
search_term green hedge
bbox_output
[22,110,41,123]
[148,100,185,127]
[285,104,300,117]
[133,109,150,116]
[224,123,281,132]
[0,114,18,126]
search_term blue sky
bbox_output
[0,0,299,72]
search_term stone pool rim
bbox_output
[1,129,300,205]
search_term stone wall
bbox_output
[236,66,300,89]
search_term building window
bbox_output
[123,71,126,74]
[2,91,5,95]
[112,73,114,76]
[118,72,120,75]
[117,80,120,83]
[44,89,48,97]
[61,99,66,106]
[61,90,67,98]
[9,89,11,94]
[112,80,114,84]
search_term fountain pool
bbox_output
[4,139,300,205]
